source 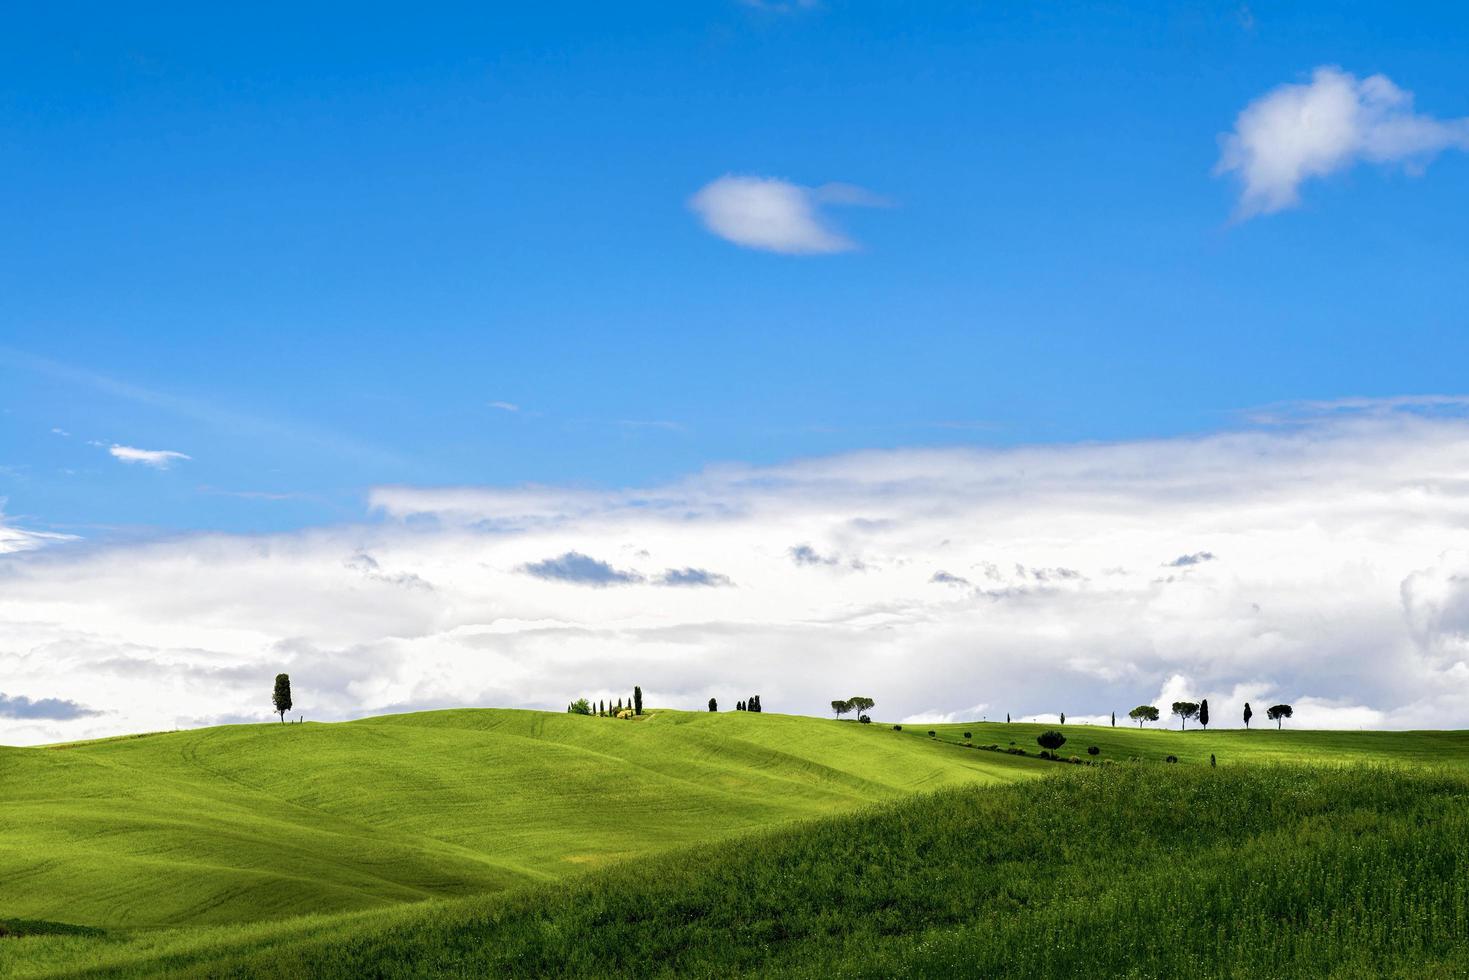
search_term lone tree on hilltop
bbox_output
[1111,711,1116,727]
[634,686,643,716]
[1036,730,1066,751]
[1128,705,1160,728]
[1267,703,1293,729]
[708,697,718,712]
[1172,701,1200,730]
[849,696,875,720]
[832,699,851,720]
[1059,712,1066,725]
[1198,699,1210,729]
[272,673,293,724]
[1243,702,1253,728]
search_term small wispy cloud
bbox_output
[790,544,840,567]
[519,552,643,586]
[108,445,191,468]
[658,567,734,587]
[1217,66,1469,217]
[488,401,521,413]
[50,427,70,437]
[197,486,304,502]
[1167,551,1217,568]
[689,176,887,254]
[739,0,820,11]
[930,570,971,586]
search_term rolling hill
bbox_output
[5,709,1469,978]
[0,708,1039,931]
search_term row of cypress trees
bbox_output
[567,686,646,717]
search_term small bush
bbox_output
[1087,746,1100,756]
[963,732,972,740]
[1165,755,1179,764]
[928,730,937,738]
[1036,730,1067,751]
[892,725,902,731]
[1068,756,1082,764]
[859,715,871,724]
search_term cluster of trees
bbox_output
[568,686,645,717]
[709,695,763,712]
[830,696,875,723]
[1123,699,1293,730]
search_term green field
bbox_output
[0,709,1037,931]
[3,710,1469,977]
[909,718,1469,767]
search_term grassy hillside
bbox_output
[0,709,1039,931]
[908,718,1469,768]
[10,763,1468,978]
[6,709,1469,978]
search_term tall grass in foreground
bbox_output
[18,762,1469,978]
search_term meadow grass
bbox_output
[10,762,1466,978]
[4,710,1468,977]
[909,717,1469,768]
[0,709,1038,930]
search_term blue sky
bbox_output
[0,1,1464,535]
[4,2,1469,534]
[7,3,1469,739]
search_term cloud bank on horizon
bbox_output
[1218,66,1469,217]
[6,408,1469,744]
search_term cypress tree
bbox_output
[634,686,643,716]
[272,673,293,724]
[1111,711,1116,727]
[1199,699,1210,729]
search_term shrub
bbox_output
[1068,756,1082,764]
[963,732,972,740]
[892,725,903,731]
[859,715,871,724]
[928,730,937,738]
[1165,755,1179,764]
[1087,746,1100,756]
[1036,730,1067,751]
[987,744,999,751]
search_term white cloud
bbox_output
[1217,66,1469,217]
[10,407,1469,743]
[902,703,990,726]
[488,401,520,413]
[108,445,191,468]
[688,176,885,254]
